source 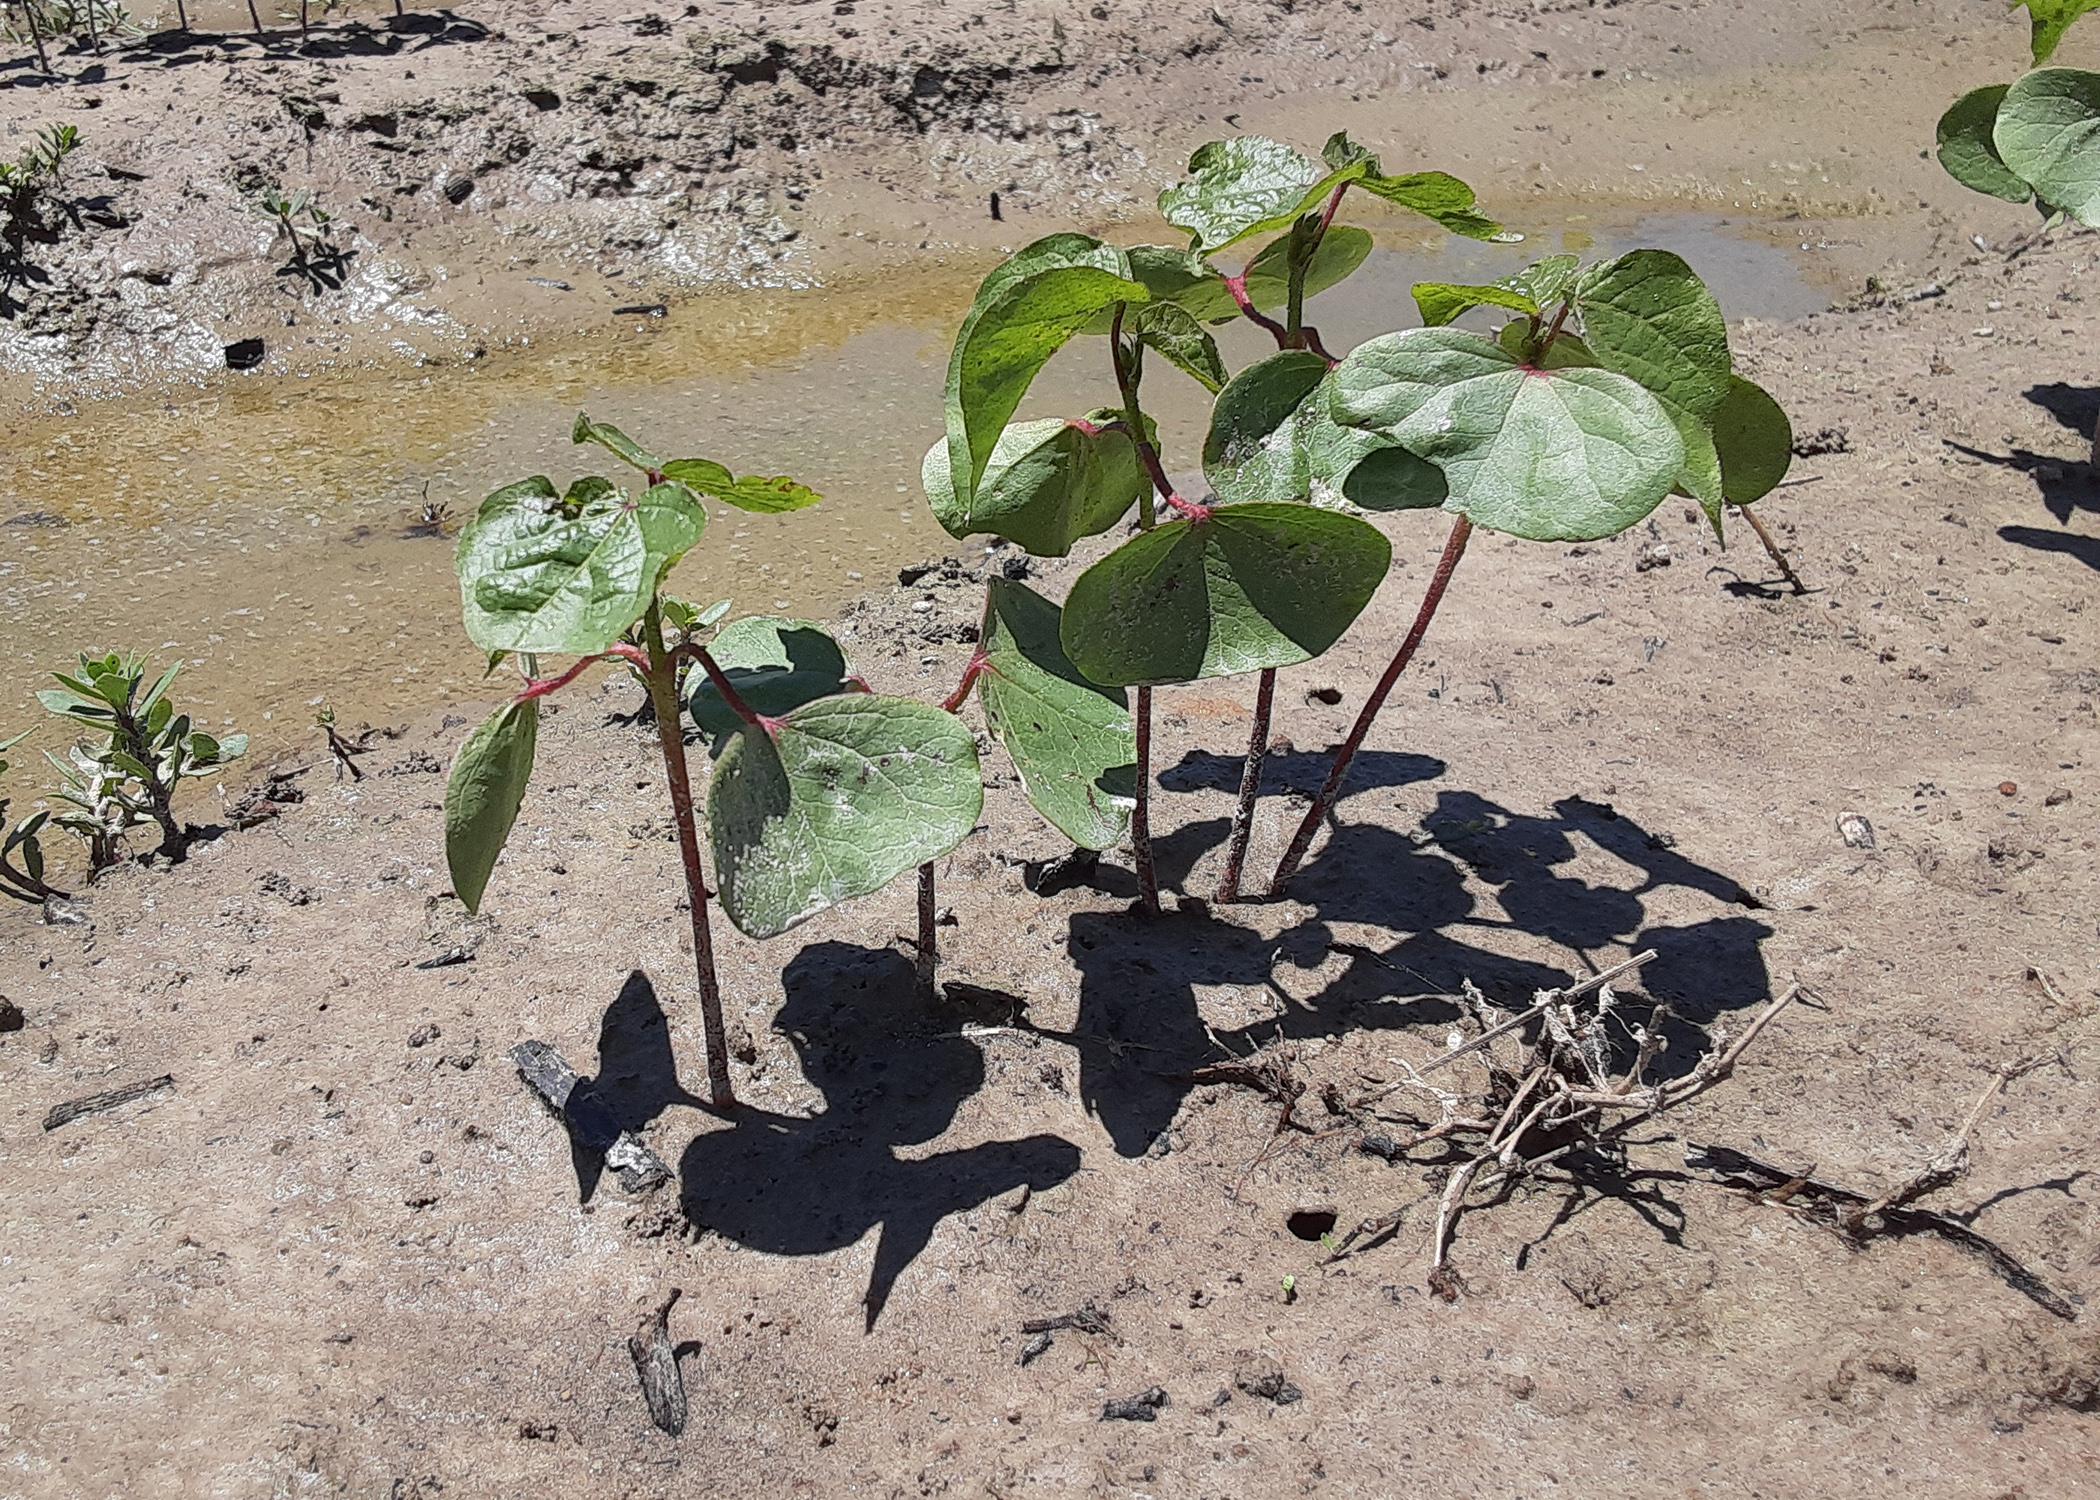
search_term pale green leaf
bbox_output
[571,411,659,472]
[444,700,539,914]
[1995,68,2100,226]
[660,458,822,515]
[455,476,707,654]
[708,696,983,939]
[1333,327,1685,542]
[1412,280,1541,328]
[978,579,1134,849]
[2017,0,2100,64]
[1202,350,1444,512]
[1060,502,1392,686]
[1159,136,1328,253]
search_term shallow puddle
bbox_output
[0,207,1840,761]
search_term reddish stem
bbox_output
[1164,494,1213,523]
[642,604,736,1108]
[1216,665,1276,903]
[1223,272,1292,346]
[942,651,991,714]
[1132,685,1160,914]
[1268,516,1474,896]
[689,645,764,727]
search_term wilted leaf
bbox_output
[1131,303,1229,392]
[572,411,659,472]
[978,579,1134,849]
[445,700,539,914]
[923,414,1147,555]
[455,476,707,654]
[660,458,822,515]
[1060,502,1392,686]
[688,617,856,737]
[708,696,983,939]
[1333,327,1684,542]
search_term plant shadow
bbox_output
[1054,782,1774,1159]
[676,943,1081,1329]
[558,970,706,1204]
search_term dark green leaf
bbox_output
[1202,353,1443,512]
[923,414,1147,556]
[1240,224,1374,313]
[708,696,983,939]
[1132,303,1228,392]
[945,235,1149,514]
[1060,502,1392,686]
[978,579,1134,849]
[1575,250,1733,422]
[689,617,857,737]
[1712,375,1794,506]
[444,700,539,914]
[1937,85,2032,202]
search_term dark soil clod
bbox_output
[1100,1387,1168,1422]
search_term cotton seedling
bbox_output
[444,413,979,1108]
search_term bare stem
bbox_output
[1269,515,1473,895]
[916,861,938,1001]
[642,603,736,1109]
[1216,666,1276,903]
[1133,685,1159,914]
[1739,505,1808,596]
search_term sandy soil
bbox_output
[4,208,2099,1499]
[4,1,2100,1496]
[0,0,2047,407]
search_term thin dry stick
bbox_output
[1216,666,1276,902]
[21,1,52,72]
[1739,506,1807,595]
[1270,515,1473,894]
[1842,1053,2051,1227]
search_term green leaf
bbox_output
[1412,281,1541,329]
[2016,1,2100,63]
[444,700,540,915]
[36,689,112,721]
[1355,170,1513,242]
[571,411,660,473]
[1060,502,1392,686]
[455,476,707,654]
[1575,250,1733,422]
[688,617,857,737]
[1712,375,1794,506]
[137,664,181,720]
[1995,68,2100,227]
[1332,327,1685,542]
[1131,303,1228,392]
[659,458,822,515]
[1937,85,2033,202]
[1240,224,1374,313]
[1505,254,1583,308]
[923,414,1147,556]
[1159,136,1327,254]
[945,235,1149,514]
[978,579,1134,850]
[708,696,983,940]
[1203,352,1443,512]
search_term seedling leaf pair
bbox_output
[921,414,1149,555]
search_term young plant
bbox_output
[926,132,1505,907]
[1,122,80,233]
[4,1,137,55]
[444,414,980,1109]
[253,185,347,288]
[1263,241,1794,893]
[1936,2,2100,460]
[0,731,61,904]
[36,651,248,864]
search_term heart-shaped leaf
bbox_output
[1995,68,2100,226]
[445,699,539,914]
[1712,375,1794,506]
[978,579,1134,849]
[1060,502,1392,686]
[1355,170,1512,241]
[1159,136,1328,254]
[1333,327,1684,542]
[923,414,1148,556]
[455,476,707,654]
[708,696,983,940]
[1240,225,1374,312]
[2018,0,2100,64]
[1203,352,1444,512]
[688,617,857,737]
[660,458,822,515]
[946,235,1149,514]
[1938,85,2033,202]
